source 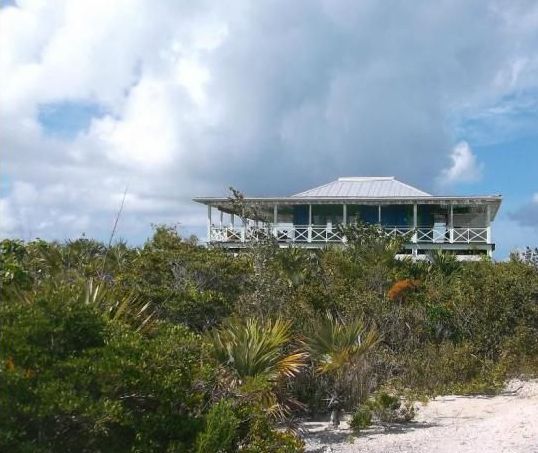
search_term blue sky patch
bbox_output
[1,0,18,9]
[38,101,106,139]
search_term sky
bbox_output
[1,0,538,258]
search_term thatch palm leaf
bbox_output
[304,313,379,427]
[305,313,379,375]
[83,278,155,332]
[210,318,307,382]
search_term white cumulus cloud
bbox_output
[437,142,484,186]
[3,0,538,242]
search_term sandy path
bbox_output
[303,380,538,453]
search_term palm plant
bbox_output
[274,247,316,287]
[83,278,155,332]
[428,249,461,277]
[304,313,379,427]
[209,318,307,416]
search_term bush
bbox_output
[387,279,420,302]
[196,399,239,453]
[396,341,504,395]
[366,391,416,423]
[350,406,373,432]
[238,409,305,452]
[0,289,214,452]
[197,400,305,453]
[498,326,538,377]
[120,225,249,330]
[350,391,415,434]
[2,231,538,449]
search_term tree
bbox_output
[209,317,307,416]
[338,222,409,296]
[304,313,379,427]
[0,286,214,451]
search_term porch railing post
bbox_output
[207,205,212,243]
[412,203,418,244]
[342,204,347,243]
[273,204,278,238]
[486,205,491,244]
[308,204,312,243]
[449,204,454,243]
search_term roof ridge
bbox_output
[337,176,394,181]
[291,176,432,198]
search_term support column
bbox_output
[308,204,312,243]
[378,205,382,224]
[413,203,418,240]
[241,208,246,243]
[273,204,278,238]
[207,205,212,243]
[219,210,223,227]
[343,204,347,226]
[449,205,454,243]
[412,203,418,257]
[486,204,491,248]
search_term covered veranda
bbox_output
[194,196,500,254]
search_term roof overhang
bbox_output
[193,195,503,220]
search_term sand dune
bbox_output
[303,380,538,453]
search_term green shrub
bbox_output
[2,230,538,449]
[0,239,32,292]
[394,341,504,396]
[349,406,373,432]
[239,410,305,452]
[351,392,415,434]
[196,399,239,453]
[121,225,249,330]
[0,289,213,452]
[498,326,538,377]
[364,391,416,424]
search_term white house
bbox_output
[193,177,502,260]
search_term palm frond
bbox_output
[209,318,307,382]
[82,278,155,332]
[304,313,379,375]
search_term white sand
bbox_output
[303,380,538,453]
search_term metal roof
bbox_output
[193,196,502,220]
[292,177,432,198]
[193,176,502,220]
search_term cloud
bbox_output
[437,142,484,186]
[510,193,538,229]
[489,213,538,258]
[2,0,538,242]
[0,198,19,237]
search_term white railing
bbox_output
[209,225,490,244]
[453,227,488,243]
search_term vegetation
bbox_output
[304,313,379,426]
[1,223,537,450]
[349,391,415,433]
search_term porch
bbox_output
[208,223,489,245]
[193,176,501,259]
[205,201,493,248]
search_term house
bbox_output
[193,177,502,260]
